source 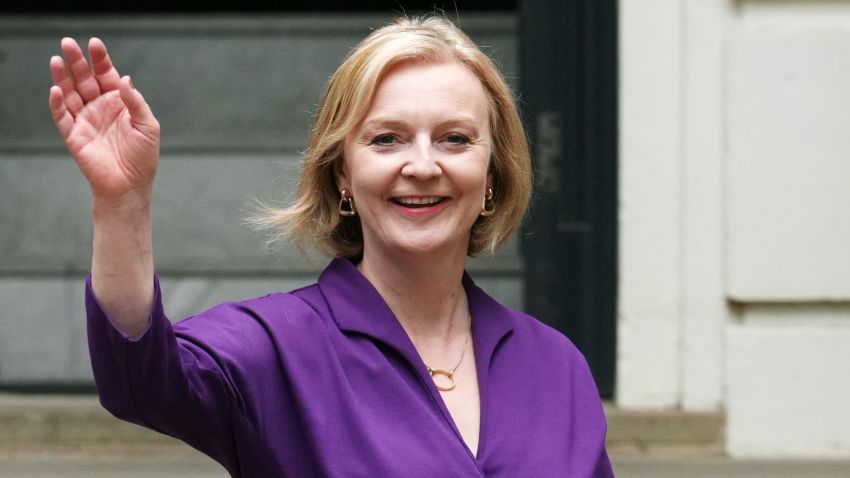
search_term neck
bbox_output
[357,242,470,343]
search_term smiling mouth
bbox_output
[391,197,447,208]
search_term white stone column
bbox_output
[618,0,683,409]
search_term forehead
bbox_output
[362,61,490,125]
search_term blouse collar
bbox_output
[317,257,515,376]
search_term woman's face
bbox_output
[340,60,492,259]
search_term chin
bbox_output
[364,224,472,259]
[392,234,468,257]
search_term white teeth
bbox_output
[396,197,442,205]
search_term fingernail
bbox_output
[128,76,135,90]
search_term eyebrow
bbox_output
[359,116,481,132]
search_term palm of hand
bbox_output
[68,90,159,199]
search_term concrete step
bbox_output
[0,394,724,455]
[0,394,182,453]
[604,403,724,455]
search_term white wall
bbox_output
[618,0,685,410]
[619,0,850,458]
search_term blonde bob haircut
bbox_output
[251,15,532,258]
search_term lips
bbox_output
[391,196,446,208]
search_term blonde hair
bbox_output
[250,15,532,258]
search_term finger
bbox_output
[88,37,121,92]
[60,37,102,103]
[48,85,75,141]
[119,76,159,140]
[49,55,84,116]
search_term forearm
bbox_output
[91,191,155,340]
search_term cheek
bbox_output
[349,164,392,209]
[342,148,374,193]
[458,155,491,192]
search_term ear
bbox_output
[333,156,349,191]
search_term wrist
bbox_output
[92,189,153,219]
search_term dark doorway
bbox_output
[519,0,618,398]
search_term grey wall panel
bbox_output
[1,35,356,151]
[1,156,93,273]
[0,278,90,382]
[1,154,301,274]
[0,14,516,153]
[468,275,523,311]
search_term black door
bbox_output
[519,0,618,398]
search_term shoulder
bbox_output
[503,305,585,364]
[467,279,590,376]
[170,283,327,366]
[494,304,604,406]
[464,275,578,359]
[472,291,606,427]
[178,283,322,330]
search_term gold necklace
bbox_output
[425,321,472,392]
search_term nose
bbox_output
[401,141,442,180]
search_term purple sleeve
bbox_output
[85,275,240,470]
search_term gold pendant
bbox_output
[427,367,456,392]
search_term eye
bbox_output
[370,134,397,146]
[445,134,470,145]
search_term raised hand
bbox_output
[49,38,159,338]
[48,37,160,204]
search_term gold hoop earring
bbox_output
[480,187,496,217]
[338,188,357,217]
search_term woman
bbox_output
[49,16,614,477]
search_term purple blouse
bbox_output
[86,258,613,477]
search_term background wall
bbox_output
[0,13,521,386]
[619,0,850,458]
